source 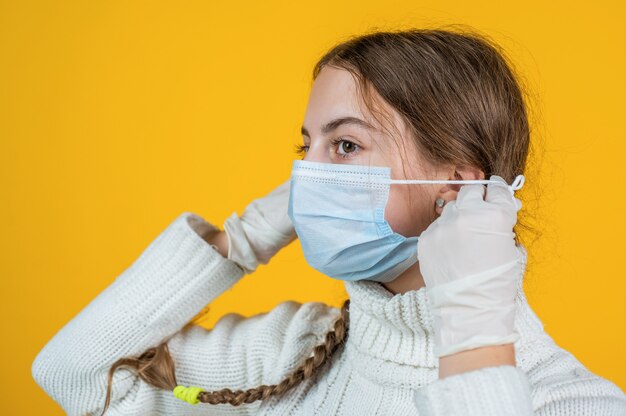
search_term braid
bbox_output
[196,298,350,405]
[99,298,350,415]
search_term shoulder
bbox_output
[222,300,342,346]
[170,300,341,388]
[270,300,343,360]
[209,300,342,337]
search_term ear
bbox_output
[444,165,485,193]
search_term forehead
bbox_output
[304,66,377,132]
[303,66,415,154]
[306,66,362,117]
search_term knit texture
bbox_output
[32,212,626,415]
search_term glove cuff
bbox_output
[223,212,259,274]
[426,258,523,358]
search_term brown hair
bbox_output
[99,26,540,415]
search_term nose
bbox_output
[304,154,324,163]
[302,144,329,164]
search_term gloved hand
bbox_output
[417,175,526,358]
[223,178,297,274]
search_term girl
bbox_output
[32,28,626,416]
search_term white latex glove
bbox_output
[223,179,297,274]
[417,175,526,358]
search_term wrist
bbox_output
[204,230,230,259]
[438,343,516,379]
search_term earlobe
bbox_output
[434,171,466,215]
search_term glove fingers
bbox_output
[455,183,485,209]
[486,175,521,212]
[243,178,295,237]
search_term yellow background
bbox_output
[1,1,624,414]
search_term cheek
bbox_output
[384,186,420,237]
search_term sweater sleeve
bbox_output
[413,360,626,415]
[530,347,626,415]
[413,364,534,415]
[31,211,340,416]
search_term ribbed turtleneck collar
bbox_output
[341,244,547,388]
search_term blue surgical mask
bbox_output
[287,159,525,283]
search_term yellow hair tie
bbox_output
[173,385,203,405]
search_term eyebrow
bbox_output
[300,116,376,137]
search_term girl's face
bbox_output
[298,66,454,239]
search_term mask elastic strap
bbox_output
[389,174,525,196]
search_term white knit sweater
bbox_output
[32,212,626,416]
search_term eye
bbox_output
[293,137,362,160]
[331,137,361,159]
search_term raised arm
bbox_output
[31,210,329,416]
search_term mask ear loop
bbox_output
[510,174,525,192]
[389,174,526,196]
